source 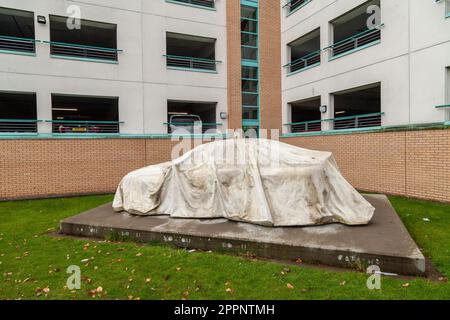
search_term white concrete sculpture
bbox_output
[113,139,374,226]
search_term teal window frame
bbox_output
[165,0,216,11]
[240,1,260,133]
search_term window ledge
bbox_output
[0,133,228,140]
[165,0,216,11]
[167,66,218,74]
[328,40,380,62]
[50,54,119,64]
[282,126,382,138]
[0,49,36,57]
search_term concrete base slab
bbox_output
[60,194,426,276]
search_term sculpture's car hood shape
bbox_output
[113,139,374,226]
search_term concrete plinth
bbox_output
[60,194,425,276]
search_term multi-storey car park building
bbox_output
[0,0,449,202]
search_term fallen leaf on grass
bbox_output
[225,288,234,293]
[286,283,294,289]
[145,278,152,284]
[82,276,92,284]
[136,252,143,257]
[88,286,104,298]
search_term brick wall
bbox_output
[0,139,146,200]
[281,129,450,203]
[259,0,282,135]
[226,0,242,130]
[1,128,449,202]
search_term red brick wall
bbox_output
[0,139,146,200]
[226,0,242,130]
[405,130,450,202]
[0,129,449,202]
[259,0,282,134]
[281,129,450,203]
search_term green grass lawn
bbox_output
[0,194,449,300]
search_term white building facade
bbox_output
[0,0,228,136]
[281,0,450,135]
[0,0,449,137]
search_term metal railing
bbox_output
[164,122,223,134]
[284,49,321,74]
[45,41,121,61]
[333,112,383,130]
[164,55,220,71]
[284,112,384,133]
[289,120,322,133]
[283,0,312,14]
[169,0,215,8]
[47,120,123,134]
[328,27,381,58]
[0,35,38,53]
[0,119,41,133]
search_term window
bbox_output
[332,83,382,130]
[167,101,218,134]
[241,3,260,133]
[0,91,37,133]
[329,0,381,59]
[51,94,120,134]
[168,0,215,9]
[0,7,36,54]
[49,15,119,62]
[288,97,322,133]
[241,6,258,61]
[286,28,320,74]
[165,32,218,71]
